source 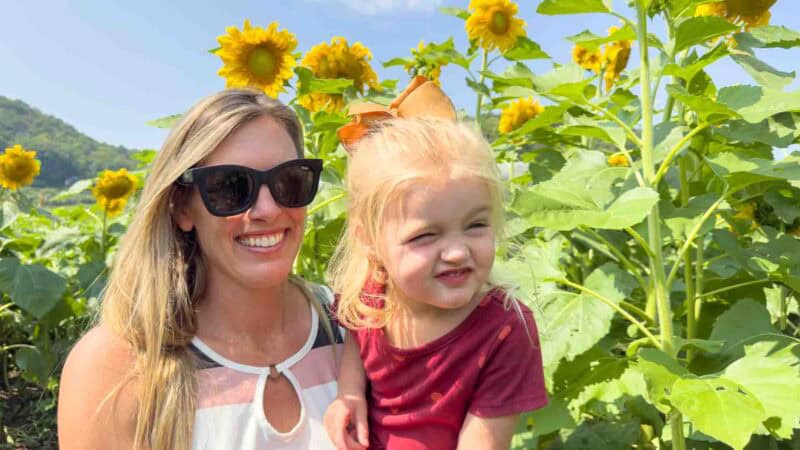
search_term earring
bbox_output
[359,262,387,309]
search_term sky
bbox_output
[2,0,800,151]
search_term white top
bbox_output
[190,285,342,449]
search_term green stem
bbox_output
[697,279,772,300]
[307,191,345,216]
[779,285,788,331]
[475,49,489,123]
[100,208,108,256]
[679,160,697,362]
[665,195,728,290]
[652,124,710,185]
[636,3,685,447]
[693,240,704,340]
[584,102,644,149]
[580,227,649,293]
[553,278,661,349]
[625,226,655,259]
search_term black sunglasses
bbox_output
[176,159,323,217]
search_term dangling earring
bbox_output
[359,262,387,309]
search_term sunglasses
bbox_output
[176,158,323,217]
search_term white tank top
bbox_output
[190,284,341,449]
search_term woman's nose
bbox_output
[247,184,281,221]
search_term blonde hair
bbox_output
[329,118,505,330]
[99,88,309,450]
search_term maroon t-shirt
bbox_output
[351,289,548,449]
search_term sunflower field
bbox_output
[2,0,800,448]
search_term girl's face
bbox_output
[175,115,306,293]
[378,177,496,314]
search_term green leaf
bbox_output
[707,152,800,191]
[515,186,659,231]
[15,347,56,386]
[731,51,795,90]
[724,353,800,438]
[382,57,412,68]
[537,0,610,15]
[146,113,182,129]
[466,78,491,97]
[673,16,739,52]
[504,36,550,61]
[636,348,690,412]
[0,258,67,319]
[671,376,766,450]
[561,419,642,450]
[567,25,636,51]
[663,45,730,83]
[710,299,776,349]
[735,26,800,49]
[539,263,635,366]
[718,114,800,149]
[49,178,93,202]
[438,6,469,20]
[307,77,354,94]
[718,85,800,123]
[764,188,800,223]
[483,63,536,90]
[532,64,592,101]
[525,397,576,436]
[666,85,739,122]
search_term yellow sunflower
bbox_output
[695,0,775,29]
[498,97,543,133]
[603,26,632,91]
[466,0,527,53]
[93,168,139,217]
[0,144,41,190]
[216,20,298,97]
[298,37,380,112]
[572,44,602,73]
[607,153,630,167]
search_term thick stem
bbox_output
[679,159,697,362]
[636,3,685,448]
[475,49,489,123]
[100,208,108,256]
[779,285,788,331]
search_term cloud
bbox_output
[303,0,444,15]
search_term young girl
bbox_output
[324,114,547,449]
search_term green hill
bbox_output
[0,96,137,187]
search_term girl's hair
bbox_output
[99,88,309,450]
[329,118,505,330]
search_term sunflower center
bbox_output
[5,159,34,181]
[101,179,134,199]
[248,47,278,80]
[489,11,510,35]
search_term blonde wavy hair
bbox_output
[99,88,316,450]
[328,118,505,330]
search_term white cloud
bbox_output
[304,0,444,15]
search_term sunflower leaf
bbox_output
[0,258,67,319]
[146,114,182,129]
[438,6,469,20]
[536,0,610,15]
[673,16,739,52]
[504,36,550,61]
[735,26,800,49]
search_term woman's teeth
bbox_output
[238,232,284,248]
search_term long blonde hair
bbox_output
[328,118,505,330]
[100,88,305,450]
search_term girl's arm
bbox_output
[323,331,369,450]
[456,413,519,450]
[58,325,137,450]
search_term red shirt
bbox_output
[352,289,547,449]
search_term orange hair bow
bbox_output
[337,75,457,152]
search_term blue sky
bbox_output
[2,0,799,151]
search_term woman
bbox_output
[58,89,341,450]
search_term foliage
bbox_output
[3,1,800,448]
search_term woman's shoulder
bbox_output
[58,324,137,449]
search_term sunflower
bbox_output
[298,37,380,112]
[572,44,602,73]
[695,0,775,29]
[603,26,632,91]
[404,41,448,86]
[607,153,630,167]
[498,97,543,133]
[0,144,41,190]
[93,168,139,217]
[215,20,298,97]
[466,0,527,53]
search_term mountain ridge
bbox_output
[0,96,137,187]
